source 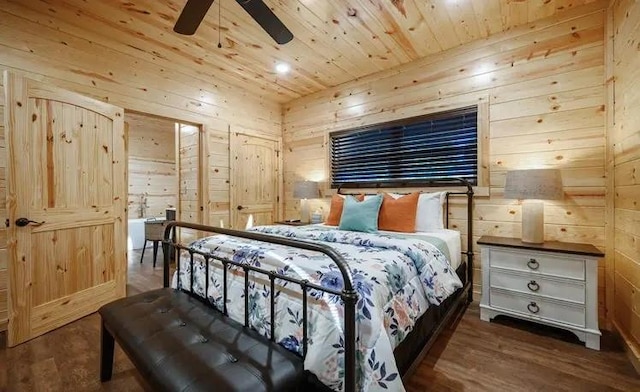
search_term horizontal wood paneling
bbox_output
[178,124,201,244]
[612,0,640,365]
[205,128,231,229]
[0,2,281,334]
[0,3,281,126]
[126,112,177,219]
[282,4,608,316]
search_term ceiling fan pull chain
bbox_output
[217,0,222,48]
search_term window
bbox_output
[330,106,479,188]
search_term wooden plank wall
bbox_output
[0,2,281,332]
[126,112,177,219]
[612,0,640,365]
[282,2,608,320]
[0,95,6,331]
[178,123,202,244]
[206,127,232,229]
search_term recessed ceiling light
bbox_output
[275,63,290,74]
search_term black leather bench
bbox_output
[99,288,304,392]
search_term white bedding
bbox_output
[173,225,463,391]
[388,229,462,270]
[317,224,462,269]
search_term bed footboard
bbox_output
[162,222,359,392]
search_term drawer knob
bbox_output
[527,280,540,292]
[527,301,540,314]
[527,258,539,270]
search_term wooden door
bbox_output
[231,132,280,229]
[4,72,127,346]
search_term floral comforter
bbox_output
[173,225,462,392]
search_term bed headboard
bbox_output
[336,177,474,300]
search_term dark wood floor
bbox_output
[1,249,638,391]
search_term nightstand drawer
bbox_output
[489,249,585,280]
[490,269,585,304]
[490,289,586,327]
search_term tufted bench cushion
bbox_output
[99,288,304,392]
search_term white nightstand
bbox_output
[478,236,603,350]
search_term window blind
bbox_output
[330,106,478,188]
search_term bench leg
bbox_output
[101,322,115,382]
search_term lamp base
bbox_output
[522,200,544,244]
[300,199,310,224]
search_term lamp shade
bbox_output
[293,181,319,199]
[504,169,563,200]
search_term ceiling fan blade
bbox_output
[236,0,294,45]
[174,0,215,35]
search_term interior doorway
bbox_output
[124,111,202,274]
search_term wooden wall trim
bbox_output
[603,1,616,331]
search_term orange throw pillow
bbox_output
[378,193,420,232]
[326,194,364,225]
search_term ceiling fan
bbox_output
[174,0,294,45]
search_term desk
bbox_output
[141,218,166,267]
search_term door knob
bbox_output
[15,218,45,227]
[237,205,244,211]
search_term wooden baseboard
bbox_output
[613,320,640,374]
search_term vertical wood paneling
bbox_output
[4,74,127,345]
[230,133,280,229]
[612,0,640,367]
[282,5,608,318]
[125,112,177,219]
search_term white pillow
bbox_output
[390,192,446,231]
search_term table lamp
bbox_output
[504,169,563,244]
[293,181,319,223]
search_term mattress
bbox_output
[172,225,463,392]
[384,229,462,270]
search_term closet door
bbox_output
[230,132,280,229]
[4,72,127,346]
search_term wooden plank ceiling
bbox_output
[6,0,599,103]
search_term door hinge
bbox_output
[276,150,280,158]
[5,219,9,228]
[277,196,280,202]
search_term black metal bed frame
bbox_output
[162,178,474,392]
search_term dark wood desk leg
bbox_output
[140,240,148,264]
[152,241,159,268]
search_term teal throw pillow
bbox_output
[339,194,383,233]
